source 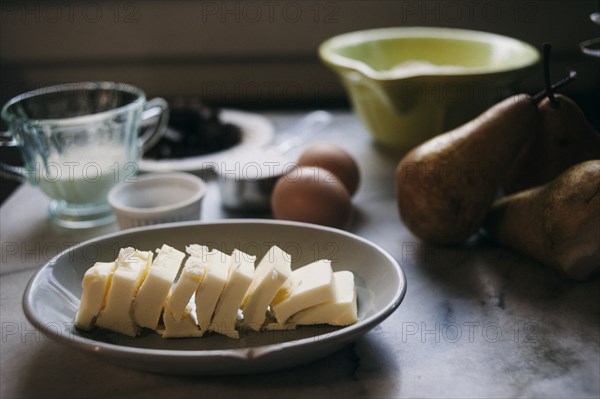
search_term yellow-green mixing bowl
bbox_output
[319,27,540,152]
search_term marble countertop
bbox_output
[1,111,598,398]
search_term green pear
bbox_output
[485,160,600,280]
[504,94,600,193]
[396,94,539,244]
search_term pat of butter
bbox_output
[165,246,210,321]
[159,305,202,339]
[132,244,185,330]
[270,259,335,324]
[290,271,358,326]
[195,248,231,335]
[95,248,153,337]
[209,249,255,339]
[75,261,116,331]
[240,245,291,331]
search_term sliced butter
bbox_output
[75,261,116,331]
[270,259,335,324]
[165,246,210,321]
[240,245,291,331]
[290,271,358,326]
[132,244,185,330]
[195,249,231,335]
[159,305,202,339]
[209,249,255,339]
[95,248,153,337]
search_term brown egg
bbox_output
[297,142,360,196]
[271,166,352,229]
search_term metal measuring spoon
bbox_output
[216,110,333,213]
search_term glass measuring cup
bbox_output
[0,82,168,228]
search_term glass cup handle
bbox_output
[139,97,169,153]
[0,131,26,182]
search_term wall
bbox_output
[1,0,599,108]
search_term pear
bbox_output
[504,94,600,193]
[485,160,600,280]
[396,94,539,244]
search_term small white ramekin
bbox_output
[108,172,207,229]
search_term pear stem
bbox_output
[542,43,560,108]
[532,70,578,103]
[531,54,578,104]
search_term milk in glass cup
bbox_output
[0,82,168,228]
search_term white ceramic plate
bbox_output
[23,220,406,375]
[138,110,275,173]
